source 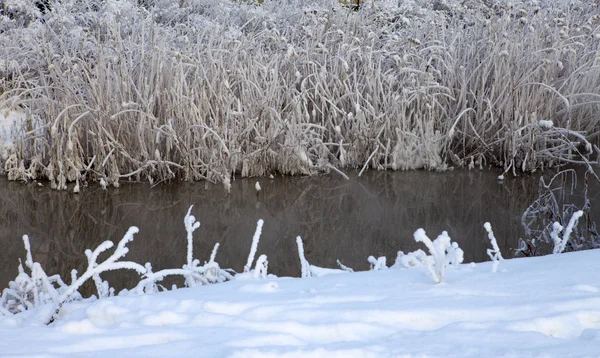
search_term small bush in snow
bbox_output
[367,256,387,270]
[414,229,464,284]
[1,235,73,315]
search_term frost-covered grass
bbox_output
[0,0,599,190]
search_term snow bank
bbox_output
[1,248,600,356]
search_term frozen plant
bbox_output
[134,207,234,293]
[296,236,312,278]
[392,249,430,269]
[1,235,72,315]
[367,256,387,270]
[483,222,504,273]
[552,210,585,254]
[185,205,201,270]
[295,236,346,278]
[336,260,354,272]
[253,255,269,279]
[414,229,464,284]
[244,219,265,273]
[520,170,599,256]
[46,227,146,324]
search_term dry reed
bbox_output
[0,0,599,190]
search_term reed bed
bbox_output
[0,0,599,190]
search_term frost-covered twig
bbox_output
[184,205,201,268]
[483,222,504,273]
[244,219,264,273]
[336,259,354,272]
[46,227,146,324]
[296,236,312,278]
[553,210,585,254]
[367,256,387,270]
[253,255,269,279]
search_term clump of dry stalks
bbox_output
[0,0,599,190]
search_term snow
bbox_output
[2,250,600,357]
[0,109,25,156]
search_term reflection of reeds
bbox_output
[0,1,599,189]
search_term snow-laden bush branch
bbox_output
[46,227,146,324]
[1,235,72,315]
[552,210,585,254]
[244,219,264,273]
[484,222,504,273]
[2,205,241,320]
[295,236,348,277]
[296,236,312,278]
[368,256,387,270]
[414,229,464,283]
[133,206,235,294]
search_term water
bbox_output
[0,169,597,294]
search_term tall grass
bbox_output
[0,0,599,190]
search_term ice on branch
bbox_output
[484,222,504,273]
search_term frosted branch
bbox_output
[483,222,504,273]
[244,219,264,273]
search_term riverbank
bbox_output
[1,0,599,190]
[1,248,599,357]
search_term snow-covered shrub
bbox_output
[1,235,72,315]
[392,249,430,269]
[133,206,234,293]
[483,222,503,273]
[46,226,146,324]
[367,256,387,270]
[519,170,599,256]
[413,229,464,284]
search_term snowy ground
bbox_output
[2,250,600,357]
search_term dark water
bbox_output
[0,169,597,294]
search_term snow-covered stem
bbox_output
[253,255,269,279]
[184,205,201,268]
[483,222,504,273]
[336,259,354,272]
[209,243,220,264]
[244,219,264,273]
[553,210,585,254]
[296,236,311,278]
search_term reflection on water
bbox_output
[0,170,596,294]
